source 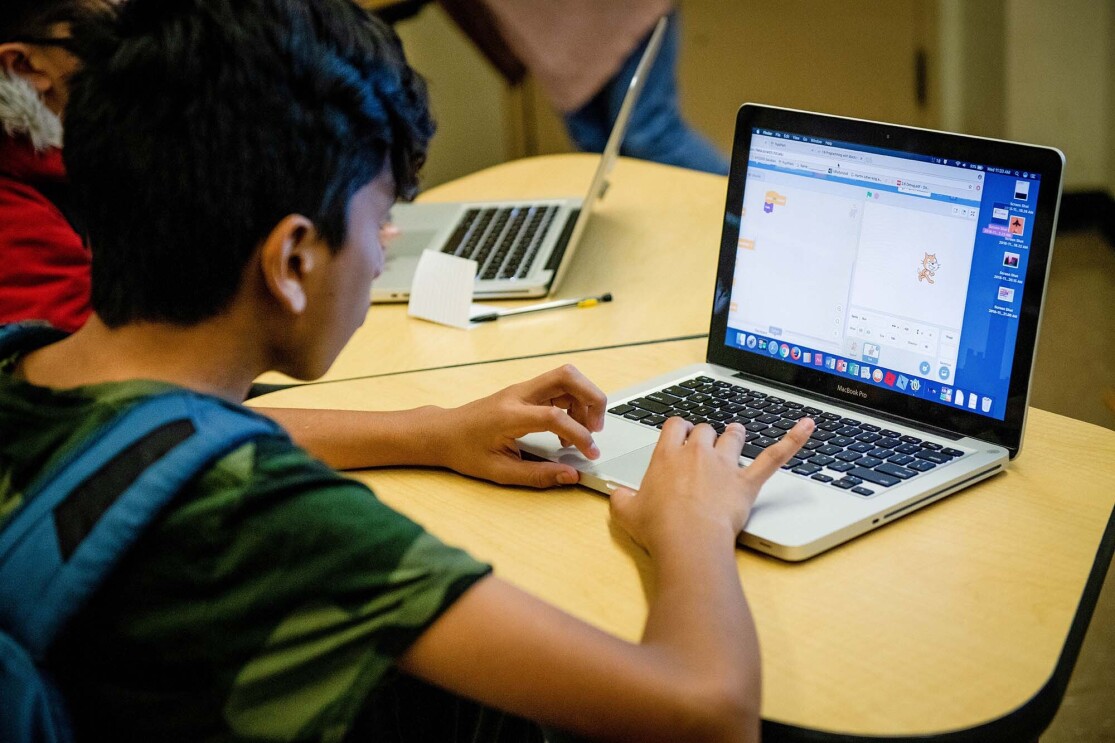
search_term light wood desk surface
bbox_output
[258,155,726,385]
[254,340,1115,741]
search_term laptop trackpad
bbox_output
[519,416,658,472]
[389,228,440,256]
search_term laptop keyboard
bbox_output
[442,205,558,280]
[607,376,966,497]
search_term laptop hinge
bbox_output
[545,208,581,271]
[730,371,964,441]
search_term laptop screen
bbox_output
[708,105,1063,454]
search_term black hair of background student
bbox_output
[0,0,112,44]
[63,0,435,328]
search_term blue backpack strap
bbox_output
[0,322,69,362]
[0,390,284,659]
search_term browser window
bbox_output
[725,129,1041,421]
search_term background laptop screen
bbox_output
[723,127,1042,421]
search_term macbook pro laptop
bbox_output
[521,104,1065,560]
[372,17,668,303]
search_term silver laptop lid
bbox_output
[706,104,1064,457]
[546,15,668,295]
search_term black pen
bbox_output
[472,293,613,323]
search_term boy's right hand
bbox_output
[609,417,814,555]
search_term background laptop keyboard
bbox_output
[441,205,558,280]
[607,376,966,497]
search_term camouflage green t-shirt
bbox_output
[0,356,492,742]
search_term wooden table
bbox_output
[257,155,726,385]
[253,340,1115,742]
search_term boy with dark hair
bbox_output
[0,1,811,741]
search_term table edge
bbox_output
[762,501,1115,742]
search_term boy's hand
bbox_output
[436,365,606,488]
[610,417,815,554]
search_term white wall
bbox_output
[1002,0,1113,190]
[1109,7,1115,195]
[393,6,508,188]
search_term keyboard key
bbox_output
[847,467,900,487]
[896,444,921,455]
[624,409,650,420]
[836,426,862,437]
[808,455,836,467]
[920,441,943,451]
[909,459,937,472]
[839,417,862,426]
[632,397,672,414]
[757,413,781,424]
[643,415,668,427]
[741,443,765,460]
[793,463,822,475]
[875,438,901,450]
[887,453,915,466]
[608,404,634,415]
[665,385,692,397]
[836,450,863,462]
[859,423,881,433]
[851,486,876,497]
[745,422,767,432]
[867,448,892,459]
[855,432,882,443]
[857,456,883,468]
[817,444,842,456]
[753,436,777,448]
[810,430,836,442]
[875,462,917,479]
[773,418,798,430]
[831,478,857,489]
[781,457,804,470]
[765,405,788,416]
[941,447,966,458]
[848,442,875,453]
[830,435,854,447]
[915,449,951,464]
[880,429,902,438]
[801,440,822,451]
[674,400,697,411]
[811,473,834,483]
[829,461,856,472]
[900,435,923,445]
[647,391,681,407]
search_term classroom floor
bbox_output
[1028,227,1115,742]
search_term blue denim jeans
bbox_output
[563,11,729,175]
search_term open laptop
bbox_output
[521,103,1064,561]
[372,17,668,303]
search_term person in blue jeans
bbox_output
[563,11,729,175]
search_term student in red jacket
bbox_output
[0,1,103,332]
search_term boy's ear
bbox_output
[0,44,51,94]
[258,214,323,315]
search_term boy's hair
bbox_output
[64,0,434,327]
[0,0,111,42]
